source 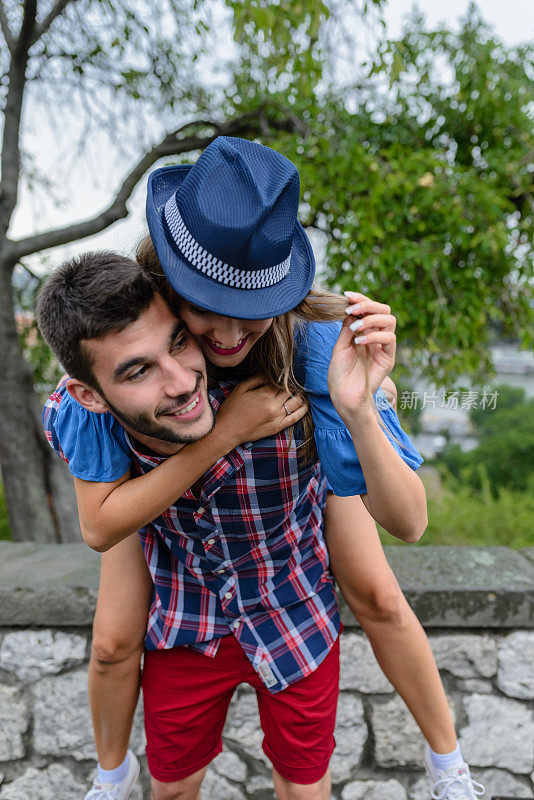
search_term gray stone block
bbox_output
[32,669,145,761]
[247,775,275,796]
[371,695,427,767]
[497,631,534,699]
[460,694,534,774]
[2,543,533,628]
[409,768,532,800]
[224,687,270,768]
[342,779,407,800]
[382,547,534,628]
[472,768,533,798]
[407,775,433,800]
[0,765,86,800]
[457,678,494,693]
[32,670,97,759]
[330,693,367,783]
[0,630,87,682]
[520,548,534,566]
[0,543,99,626]
[340,633,393,694]
[429,634,497,678]
[0,685,27,761]
[212,751,248,783]
[201,769,245,800]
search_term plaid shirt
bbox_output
[43,381,340,693]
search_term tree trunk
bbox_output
[0,258,80,542]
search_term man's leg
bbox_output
[89,533,153,769]
[150,766,206,800]
[142,638,239,794]
[272,768,331,800]
[255,638,340,800]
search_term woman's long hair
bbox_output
[136,234,396,464]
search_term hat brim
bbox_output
[146,165,315,320]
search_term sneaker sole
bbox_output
[123,757,140,799]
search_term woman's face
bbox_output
[177,300,274,367]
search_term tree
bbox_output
[1,2,532,541]
[0,0,353,541]
[440,385,534,495]
[279,6,534,387]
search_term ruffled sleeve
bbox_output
[42,382,132,482]
[294,320,423,497]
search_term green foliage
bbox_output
[226,0,333,107]
[13,268,63,398]
[468,382,525,428]
[439,389,534,494]
[380,470,534,549]
[274,6,533,387]
[10,1,534,396]
[0,483,11,541]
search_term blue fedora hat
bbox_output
[146,136,315,320]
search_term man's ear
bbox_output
[66,378,109,413]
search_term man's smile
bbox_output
[160,388,204,421]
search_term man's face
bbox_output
[84,294,213,448]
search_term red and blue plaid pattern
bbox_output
[43,382,340,693]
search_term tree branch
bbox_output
[16,0,37,57]
[0,0,37,236]
[6,110,305,262]
[0,1,15,51]
[31,0,78,45]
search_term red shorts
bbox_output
[142,634,340,785]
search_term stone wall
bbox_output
[0,543,533,800]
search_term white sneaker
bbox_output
[424,745,485,800]
[84,751,140,799]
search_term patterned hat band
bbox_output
[164,198,292,290]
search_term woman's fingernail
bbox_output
[344,290,357,298]
[354,335,367,344]
[350,320,364,331]
[345,303,361,314]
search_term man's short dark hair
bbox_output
[36,251,156,388]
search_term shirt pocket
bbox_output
[258,545,331,611]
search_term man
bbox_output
[38,252,342,800]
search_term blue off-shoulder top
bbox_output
[43,386,132,482]
[44,319,422,493]
[293,320,423,496]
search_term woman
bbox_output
[43,136,482,800]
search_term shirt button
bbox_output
[216,568,225,574]
[232,620,240,629]
[224,592,232,600]
[207,538,215,546]
[197,507,205,515]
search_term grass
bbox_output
[379,478,534,550]
[0,482,11,541]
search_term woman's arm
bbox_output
[327,292,427,543]
[344,407,427,542]
[75,377,307,552]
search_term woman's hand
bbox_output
[215,375,308,450]
[328,291,396,421]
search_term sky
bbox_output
[9,0,534,276]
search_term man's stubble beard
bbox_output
[100,380,215,445]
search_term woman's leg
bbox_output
[88,532,153,769]
[324,492,457,753]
